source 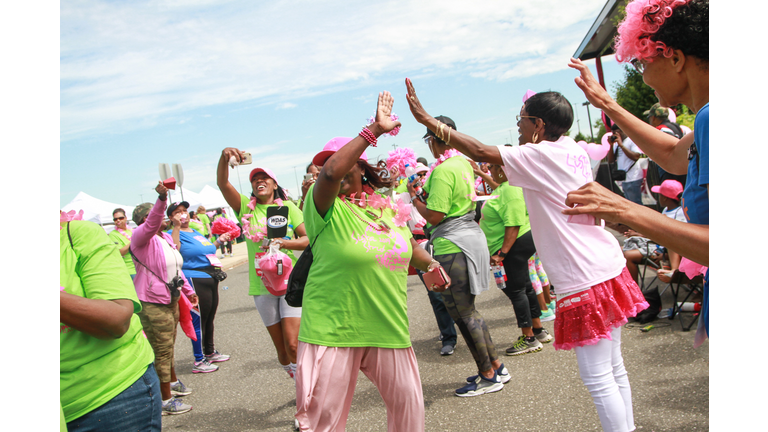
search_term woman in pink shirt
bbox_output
[131,181,199,416]
[406,80,647,432]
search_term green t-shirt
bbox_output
[394,181,408,194]
[60,221,155,422]
[478,182,531,254]
[107,228,136,275]
[189,218,204,233]
[422,156,476,255]
[236,194,304,296]
[198,213,211,236]
[299,185,414,348]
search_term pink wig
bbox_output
[386,147,417,178]
[614,0,689,62]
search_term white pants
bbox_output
[574,327,635,432]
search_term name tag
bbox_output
[206,254,222,267]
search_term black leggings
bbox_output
[498,231,541,328]
[435,251,498,373]
[190,277,220,355]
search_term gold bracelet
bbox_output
[437,122,445,141]
[446,127,451,146]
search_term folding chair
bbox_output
[637,242,662,293]
[661,271,704,332]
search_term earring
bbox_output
[362,175,368,182]
[498,173,503,179]
[532,131,539,143]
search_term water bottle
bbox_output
[491,265,506,289]
[405,164,423,195]
[221,286,229,290]
[677,302,701,312]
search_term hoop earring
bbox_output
[532,131,539,143]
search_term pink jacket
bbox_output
[131,196,195,304]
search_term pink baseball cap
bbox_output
[651,179,684,200]
[249,167,278,183]
[413,162,428,173]
[312,137,369,167]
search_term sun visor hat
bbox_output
[249,167,279,183]
[312,137,369,167]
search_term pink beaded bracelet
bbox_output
[360,127,377,147]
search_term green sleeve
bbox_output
[424,166,457,215]
[287,200,304,229]
[303,184,334,241]
[69,222,140,313]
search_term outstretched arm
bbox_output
[405,78,503,164]
[568,58,690,175]
[217,148,247,214]
[313,92,401,217]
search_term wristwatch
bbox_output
[498,251,507,258]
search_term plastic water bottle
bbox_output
[677,302,702,312]
[405,164,423,195]
[491,265,506,289]
[657,307,674,319]
[221,286,229,290]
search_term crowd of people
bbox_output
[60,1,707,431]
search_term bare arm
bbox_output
[405,78,504,164]
[564,182,708,266]
[217,148,246,214]
[313,92,401,218]
[118,243,130,256]
[60,293,134,339]
[271,223,309,251]
[490,226,520,266]
[569,58,691,175]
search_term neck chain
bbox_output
[342,198,391,233]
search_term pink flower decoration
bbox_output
[247,197,257,210]
[367,192,389,211]
[366,113,401,137]
[60,209,84,228]
[275,198,283,206]
[358,193,367,208]
[392,200,412,227]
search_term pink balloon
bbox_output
[522,90,536,103]
[681,125,692,135]
[576,135,611,161]
[668,109,676,123]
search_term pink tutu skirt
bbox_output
[553,267,648,351]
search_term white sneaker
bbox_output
[192,359,219,373]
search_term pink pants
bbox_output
[295,342,425,432]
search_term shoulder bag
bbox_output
[284,225,326,308]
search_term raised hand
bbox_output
[221,147,246,167]
[405,78,432,125]
[568,58,616,112]
[155,181,169,198]
[375,91,401,134]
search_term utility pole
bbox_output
[293,166,300,200]
[582,101,594,142]
[574,103,582,135]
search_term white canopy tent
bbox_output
[61,192,135,226]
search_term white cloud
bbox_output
[61,0,606,140]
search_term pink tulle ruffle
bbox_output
[553,268,648,351]
[211,217,241,240]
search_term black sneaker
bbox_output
[466,364,511,384]
[440,345,455,356]
[505,335,543,356]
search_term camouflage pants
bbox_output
[435,252,498,373]
[138,298,179,383]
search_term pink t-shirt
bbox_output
[498,137,626,294]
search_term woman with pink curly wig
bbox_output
[566,0,709,351]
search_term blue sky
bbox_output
[58,0,628,207]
